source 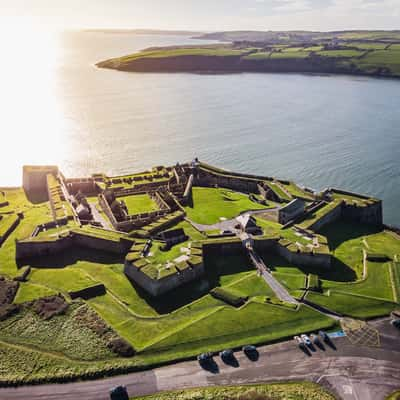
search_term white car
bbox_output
[301,334,312,346]
[310,333,320,344]
[294,336,305,347]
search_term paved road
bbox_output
[89,203,112,230]
[248,249,298,304]
[1,318,399,400]
[188,208,279,232]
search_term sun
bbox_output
[0,19,66,186]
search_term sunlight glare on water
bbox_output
[0,22,68,186]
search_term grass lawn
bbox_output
[119,194,159,215]
[316,50,365,58]
[270,51,310,59]
[184,187,266,225]
[132,382,335,400]
[306,291,397,319]
[299,200,342,230]
[322,260,395,301]
[29,267,99,293]
[244,51,271,59]
[14,282,57,303]
[0,193,52,278]
[145,301,334,354]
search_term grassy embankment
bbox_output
[132,382,335,400]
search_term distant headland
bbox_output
[96,30,400,78]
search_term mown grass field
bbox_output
[132,382,335,400]
[120,194,159,215]
[184,187,266,225]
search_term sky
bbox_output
[0,0,399,32]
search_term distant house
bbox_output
[278,198,305,225]
[158,228,187,247]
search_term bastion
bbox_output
[15,160,383,297]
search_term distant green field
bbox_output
[316,49,365,58]
[356,49,400,74]
[270,51,310,59]
[244,51,271,59]
[115,47,248,64]
[98,40,400,78]
[346,42,389,50]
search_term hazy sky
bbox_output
[0,0,399,32]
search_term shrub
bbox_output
[210,287,247,307]
[32,295,69,320]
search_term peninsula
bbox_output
[96,30,400,78]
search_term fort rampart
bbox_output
[124,261,204,297]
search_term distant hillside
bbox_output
[194,30,400,44]
[97,38,400,79]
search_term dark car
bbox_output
[242,345,257,355]
[390,319,400,329]
[110,385,129,400]
[197,352,213,365]
[319,330,330,342]
[220,349,234,360]
[310,333,321,345]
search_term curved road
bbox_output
[1,319,399,400]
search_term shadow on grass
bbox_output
[259,249,357,283]
[126,253,254,314]
[126,277,211,314]
[204,253,254,288]
[24,190,48,205]
[18,246,124,269]
[319,220,382,251]
[298,258,357,283]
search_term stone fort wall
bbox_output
[124,262,205,297]
[16,230,132,260]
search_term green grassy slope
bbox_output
[132,382,335,400]
[97,41,400,78]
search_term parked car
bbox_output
[294,335,305,347]
[390,319,400,329]
[242,345,257,355]
[197,352,213,365]
[319,330,330,342]
[220,349,234,361]
[301,334,312,346]
[110,385,129,400]
[310,333,321,345]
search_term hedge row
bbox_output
[210,287,247,307]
